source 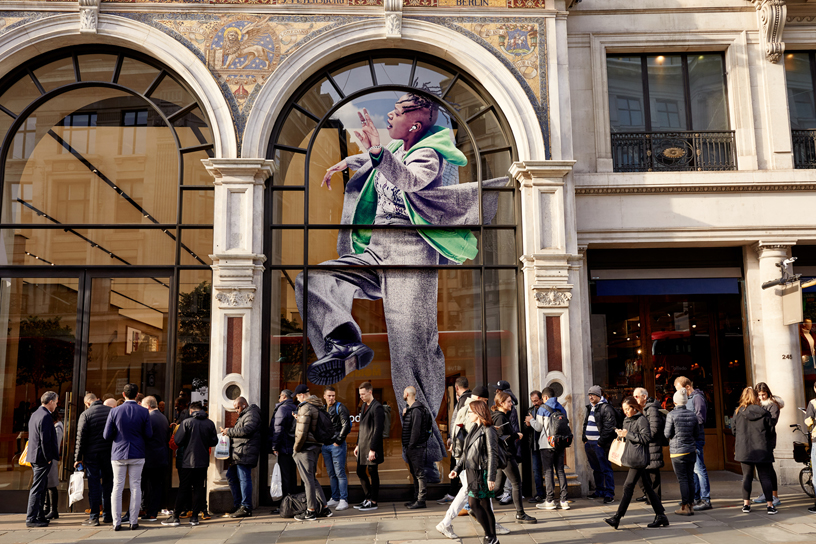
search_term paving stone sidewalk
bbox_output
[2,471,816,544]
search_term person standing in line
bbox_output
[674,376,711,511]
[323,386,351,511]
[449,400,502,544]
[491,391,536,524]
[354,381,384,512]
[753,382,783,507]
[104,398,118,408]
[74,393,114,526]
[438,376,472,505]
[161,401,218,527]
[43,409,64,520]
[292,385,331,522]
[140,396,169,522]
[633,387,666,503]
[664,389,699,516]
[732,387,777,515]
[530,387,569,511]
[524,390,545,504]
[402,386,432,509]
[582,385,617,503]
[25,391,60,528]
[495,381,521,505]
[270,389,298,514]
[221,396,262,518]
[603,397,668,530]
[103,383,152,531]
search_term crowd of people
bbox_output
[21,376,816,543]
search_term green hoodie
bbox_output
[350,126,476,264]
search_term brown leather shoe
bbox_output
[675,503,694,516]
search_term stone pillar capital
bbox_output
[509,160,576,188]
[78,0,100,34]
[753,240,796,258]
[202,158,276,185]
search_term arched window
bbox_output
[265,52,523,485]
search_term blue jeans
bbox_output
[84,461,113,521]
[693,439,710,502]
[226,464,253,510]
[530,448,545,498]
[322,442,348,501]
[584,441,614,498]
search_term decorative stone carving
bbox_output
[384,0,402,38]
[215,289,255,308]
[751,0,787,63]
[78,0,100,34]
[535,287,573,307]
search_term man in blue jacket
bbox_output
[531,387,570,510]
[270,389,297,512]
[103,383,152,531]
[25,391,59,527]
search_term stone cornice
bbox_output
[510,160,576,187]
[576,183,816,195]
[203,158,276,185]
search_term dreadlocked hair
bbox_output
[398,92,440,127]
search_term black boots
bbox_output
[43,488,59,520]
[646,514,669,528]
[603,515,620,530]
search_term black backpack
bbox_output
[279,492,307,518]
[313,408,337,445]
[541,405,574,449]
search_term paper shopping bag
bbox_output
[608,438,626,466]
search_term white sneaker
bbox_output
[495,523,510,535]
[436,494,456,504]
[536,500,557,510]
[326,499,339,507]
[336,500,349,511]
[560,501,571,510]
[435,522,458,539]
[498,493,511,503]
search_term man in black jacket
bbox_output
[354,381,384,512]
[269,389,297,512]
[74,392,113,526]
[524,390,545,502]
[582,386,617,503]
[222,396,261,518]
[162,402,217,527]
[402,386,431,509]
[26,391,59,528]
[140,396,169,522]
[322,386,350,511]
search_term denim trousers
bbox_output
[226,464,253,510]
[671,454,696,506]
[584,441,614,498]
[693,439,711,501]
[111,458,145,528]
[321,442,348,501]
[85,461,113,521]
[26,462,50,523]
[530,447,544,498]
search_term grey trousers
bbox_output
[296,227,447,463]
[294,445,327,511]
[111,458,144,527]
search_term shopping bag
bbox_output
[214,434,230,460]
[270,463,283,500]
[68,469,85,506]
[608,438,626,466]
[18,441,31,467]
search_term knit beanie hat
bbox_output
[673,390,688,406]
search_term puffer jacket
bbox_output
[733,404,774,464]
[293,395,324,452]
[74,400,113,464]
[760,395,784,449]
[227,404,262,467]
[664,404,699,455]
[402,401,430,450]
[620,412,651,469]
[270,398,297,455]
[453,424,499,483]
[327,401,351,443]
[174,410,218,469]
[642,400,665,470]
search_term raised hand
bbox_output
[353,108,380,151]
[322,159,348,191]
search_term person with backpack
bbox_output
[664,389,699,516]
[633,388,666,503]
[531,387,571,511]
[354,381,384,512]
[401,386,432,509]
[582,385,617,503]
[491,391,537,524]
[269,389,298,513]
[292,384,332,522]
[322,386,351,511]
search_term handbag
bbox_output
[68,469,85,506]
[19,441,31,467]
[270,463,283,500]
[214,435,230,460]
[608,437,626,466]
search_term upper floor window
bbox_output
[607,53,734,172]
[784,52,816,169]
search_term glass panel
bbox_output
[149,75,194,117]
[85,276,170,404]
[117,57,160,96]
[183,150,214,186]
[277,108,317,150]
[785,53,816,130]
[801,293,816,400]
[2,88,179,225]
[0,74,42,115]
[414,62,454,96]
[77,54,117,84]
[269,269,307,395]
[445,79,487,120]
[606,56,646,132]
[331,61,374,97]
[308,229,341,265]
[481,149,512,181]
[270,190,304,225]
[482,229,515,265]
[0,276,78,490]
[456,137,477,185]
[296,78,341,120]
[33,57,77,94]
[589,300,643,405]
[177,269,212,415]
[180,228,213,266]
[688,54,728,131]
[718,296,748,430]
[273,149,305,187]
[484,190,514,225]
[372,58,412,86]
[484,269,519,387]
[469,108,508,150]
[0,228,176,266]
[647,55,688,131]
[174,107,213,148]
[181,189,214,225]
[268,228,304,266]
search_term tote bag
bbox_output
[608,438,626,466]
[214,435,230,460]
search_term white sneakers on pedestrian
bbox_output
[495,523,510,535]
[498,493,511,503]
[326,499,339,507]
[536,501,557,510]
[436,494,456,504]
[560,501,571,510]
[436,521,458,539]
[336,500,349,511]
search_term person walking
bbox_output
[603,397,668,530]
[524,390,545,503]
[292,385,331,522]
[753,382,783,507]
[323,386,350,511]
[74,393,114,526]
[161,401,218,527]
[732,387,777,515]
[42,410,64,520]
[270,389,298,513]
[450,400,501,544]
[402,386,432,509]
[25,391,60,528]
[495,381,521,505]
[531,387,569,511]
[140,396,169,522]
[354,381,384,512]
[674,377,711,511]
[491,391,536,524]
[633,387,666,503]
[221,396,262,518]
[103,383,152,531]
[438,376,471,505]
[664,389,699,516]
[582,385,616,503]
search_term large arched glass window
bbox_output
[265,52,522,486]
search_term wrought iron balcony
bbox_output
[611,131,737,173]
[792,130,816,169]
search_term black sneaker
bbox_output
[229,506,252,518]
[767,505,778,515]
[189,517,200,526]
[742,504,751,513]
[83,517,100,527]
[636,496,648,502]
[603,496,615,504]
[515,512,537,524]
[130,524,140,530]
[318,506,333,518]
[808,505,816,514]
[294,510,318,522]
[25,521,49,528]
[358,500,378,512]
[529,495,544,503]
[161,517,180,526]
[587,492,601,499]
[307,338,374,385]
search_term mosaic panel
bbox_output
[0,11,58,38]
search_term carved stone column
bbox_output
[78,0,100,34]
[202,158,274,512]
[750,0,787,63]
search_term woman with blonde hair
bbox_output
[491,391,536,524]
[732,387,776,514]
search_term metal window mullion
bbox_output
[441,73,460,101]
[26,69,45,96]
[72,52,81,83]
[682,54,693,131]
[112,53,124,84]
[641,56,652,133]
[368,57,378,86]
[165,267,180,424]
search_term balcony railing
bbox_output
[792,130,816,169]
[611,131,737,173]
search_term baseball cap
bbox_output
[294,384,309,395]
[496,380,511,391]
[472,385,489,399]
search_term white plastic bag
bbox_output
[270,463,283,500]
[68,470,85,506]
[215,435,230,460]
